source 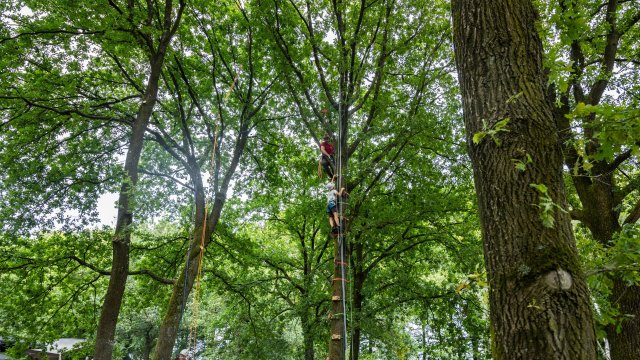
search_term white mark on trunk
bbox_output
[545,268,572,290]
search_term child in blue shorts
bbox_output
[326,179,348,233]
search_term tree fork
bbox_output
[93,1,185,358]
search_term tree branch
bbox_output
[139,168,194,191]
[588,0,620,105]
[0,29,105,44]
[67,255,175,284]
[623,198,640,225]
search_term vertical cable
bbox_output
[337,71,349,359]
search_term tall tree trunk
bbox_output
[93,2,184,358]
[572,174,640,360]
[350,280,363,360]
[328,72,350,358]
[550,0,640,356]
[463,300,481,360]
[451,1,597,359]
[143,328,153,360]
[93,55,165,360]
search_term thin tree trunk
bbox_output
[143,328,153,360]
[152,126,249,359]
[93,55,166,360]
[301,249,315,360]
[463,300,481,360]
[151,195,219,360]
[350,290,362,360]
[301,311,315,360]
[451,1,597,359]
[93,2,184,358]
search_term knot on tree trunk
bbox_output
[544,268,573,290]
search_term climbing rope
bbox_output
[177,189,196,337]
[186,118,219,356]
[336,85,351,359]
[188,202,209,355]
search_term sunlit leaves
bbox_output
[566,102,640,163]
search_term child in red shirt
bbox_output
[319,133,335,178]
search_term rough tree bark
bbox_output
[93,2,184,358]
[451,1,597,359]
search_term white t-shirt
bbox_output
[326,186,338,203]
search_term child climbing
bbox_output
[326,176,348,234]
[318,133,335,178]
[176,349,187,360]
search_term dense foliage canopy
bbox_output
[0,0,638,359]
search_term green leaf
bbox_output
[473,132,486,144]
[529,183,548,193]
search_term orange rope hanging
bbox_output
[188,204,208,354]
[186,67,241,358]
